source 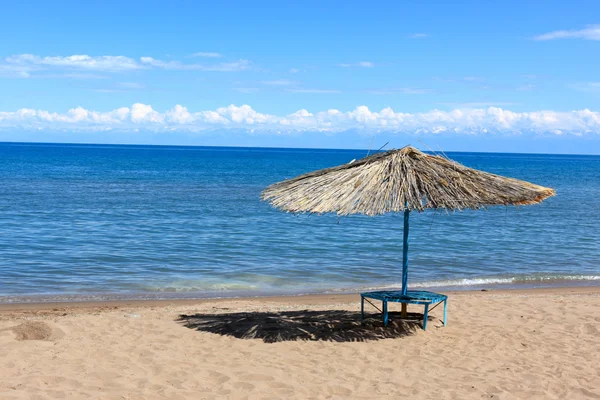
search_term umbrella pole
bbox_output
[401,209,409,317]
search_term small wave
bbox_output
[358,274,600,291]
[130,274,600,294]
[129,281,260,293]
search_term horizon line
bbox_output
[1,140,599,157]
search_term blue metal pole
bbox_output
[401,209,410,295]
[360,296,364,323]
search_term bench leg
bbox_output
[383,300,388,327]
[443,299,447,327]
[360,296,364,323]
[423,304,429,330]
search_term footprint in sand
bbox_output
[325,385,353,396]
[207,370,231,385]
[231,381,255,390]
[583,324,599,335]
[6,321,65,341]
[237,373,275,382]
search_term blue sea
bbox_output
[1,142,599,303]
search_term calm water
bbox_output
[1,142,599,302]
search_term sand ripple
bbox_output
[1,289,600,399]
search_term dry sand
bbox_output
[1,287,600,399]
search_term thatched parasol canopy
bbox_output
[261,146,555,216]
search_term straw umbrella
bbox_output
[261,146,555,315]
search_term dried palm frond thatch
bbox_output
[261,146,555,216]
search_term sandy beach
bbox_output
[1,287,600,399]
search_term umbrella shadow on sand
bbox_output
[177,310,432,343]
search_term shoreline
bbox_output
[2,285,599,313]
[2,277,600,308]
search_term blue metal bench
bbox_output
[358,210,448,330]
[361,290,447,330]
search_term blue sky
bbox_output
[1,0,600,153]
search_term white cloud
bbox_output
[0,63,33,78]
[0,54,251,77]
[409,33,429,38]
[287,89,342,94]
[261,79,298,86]
[235,87,259,93]
[211,61,251,72]
[55,73,108,79]
[191,52,223,58]
[338,61,374,68]
[534,24,600,41]
[118,82,145,89]
[130,103,162,123]
[438,102,520,108]
[463,76,484,82]
[289,68,300,74]
[215,104,276,125]
[139,57,175,68]
[165,105,194,124]
[569,82,600,93]
[517,84,535,91]
[93,89,125,93]
[1,104,599,135]
[94,82,145,93]
[6,54,142,71]
[368,87,432,95]
[139,56,251,71]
